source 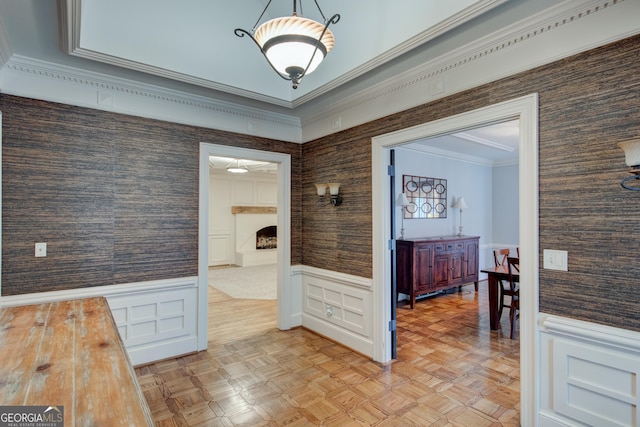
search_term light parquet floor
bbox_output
[135,281,520,426]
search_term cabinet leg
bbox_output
[474,281,478,291]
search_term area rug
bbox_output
[208,264,277,300]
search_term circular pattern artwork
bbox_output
[402,175,447,219]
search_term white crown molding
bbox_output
[0,55,303,142]
[301,0,640,142]
[401,144,494,168]
[453,132,515,152]
[1,0,638,144]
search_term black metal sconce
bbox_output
[315,183,342,206]
[618,140,640,191]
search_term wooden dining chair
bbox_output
[493,248,510,268]
[505,256,520,339]
[493,248,510,319]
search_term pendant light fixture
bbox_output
[226,159,249,174]
[234,0,340,89]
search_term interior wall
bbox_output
[302,34,640,332]
[0,95,302,296]
[394,147,493,243]
[492,164,519,247]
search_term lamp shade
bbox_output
[396,193,410,206]
[315,183,327,196]
[254,15,335,78]
[618,140,640,167]
[453,197,468,209]
[327,183,341,195]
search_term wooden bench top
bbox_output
[0,296,153,426]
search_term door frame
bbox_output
[197,143,292,351]
[371,93,539,425]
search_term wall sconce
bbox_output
[618,139,640,191]
[452,196,468,236]
[315,183,342,206]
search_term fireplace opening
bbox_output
[256,226,277,250]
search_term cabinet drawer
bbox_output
[435,242,465,253]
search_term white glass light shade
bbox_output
[328,183,340,195]
[618,140,640,167]
[396,193,409,206]
[327,182,340,196]
[315,183,327,196]
[254,15,335,77]
[453,197,468,209]
[227,159,248,173]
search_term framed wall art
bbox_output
[402,175,447,219]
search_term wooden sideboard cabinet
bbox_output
[396,235,479,308]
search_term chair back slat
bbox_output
[507,257,519,291]
[493,248,510,267]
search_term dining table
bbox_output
[480,264,520,330]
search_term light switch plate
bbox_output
[35,242,47,257]
[543,249,567,271]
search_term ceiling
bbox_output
[61,0,507,107]
[408,119,520,165]
[0,0,606,162]
[0,0,561,111]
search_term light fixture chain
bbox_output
[251,0,274,33]
[313,0,328,22]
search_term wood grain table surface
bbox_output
[0,296,153,426]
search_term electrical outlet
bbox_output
[35,242,47,257]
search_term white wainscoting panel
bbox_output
[108,282,198,366]
[0,277,199,367]
[208,233,231,266]
[539,314,640,427]
[301,266,373,357]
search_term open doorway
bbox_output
[197,143,293,352]
[371,94,539,424]
[206,156,280,343]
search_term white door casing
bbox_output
[198,143,292,351]
[371,93,539,426]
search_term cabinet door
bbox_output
[433,253,451,287]
[415,244,434,291]
[396,242,412,295]
[463,239,479,280]
[450,251,464,284]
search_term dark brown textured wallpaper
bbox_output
[1,96,301,295]
[302,34,640,331]
[2,34,639,332]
